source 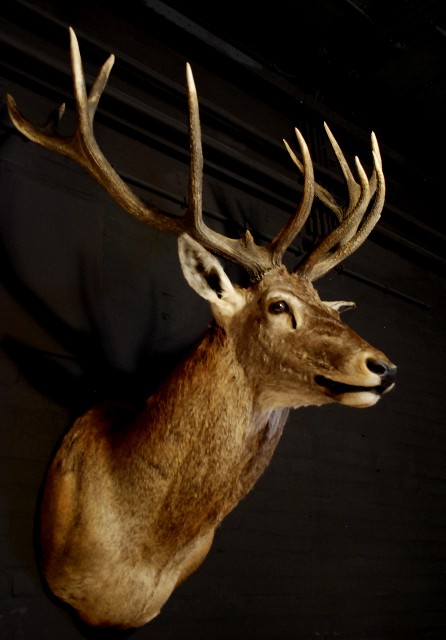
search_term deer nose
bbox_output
[366,358,397,385]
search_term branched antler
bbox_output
[286,123,385,281]
[6,28,384,282]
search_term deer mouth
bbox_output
[315,375,394,397]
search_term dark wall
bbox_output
[1,2,446,639]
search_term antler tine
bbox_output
[297,131,385,281]
[323,122,362,219]
[184,63,204,233]
[284,127,344,221]
[267,128,315,265]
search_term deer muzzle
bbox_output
[314,356,397,407]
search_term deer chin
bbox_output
[314,375,395,408]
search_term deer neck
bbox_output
[150,322,286,439]
[118,323,288,543]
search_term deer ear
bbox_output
[178,234,244,316]
[324,300,356,313]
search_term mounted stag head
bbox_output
[7,28,396,629]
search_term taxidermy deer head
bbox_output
[6,28,396,629]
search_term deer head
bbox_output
[178,235,394,410]
[6,28,396,629]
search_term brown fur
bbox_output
[39,258,395,629]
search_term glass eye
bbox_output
[269,300,289,314]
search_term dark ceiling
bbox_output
[159,0,446,176]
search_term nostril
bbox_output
[367,358,396,380]
[367,359,386,376]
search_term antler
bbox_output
[6,27,318,282]
[6,28,384,282]
[285,123,385,281]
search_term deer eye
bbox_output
[269,300,289,314]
